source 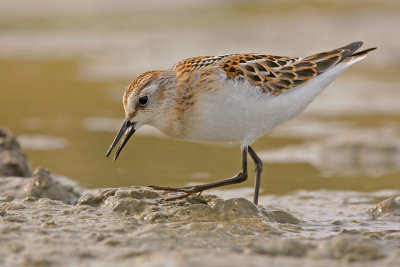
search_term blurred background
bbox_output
[1,0,399,197]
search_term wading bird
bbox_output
[106,42,376,205]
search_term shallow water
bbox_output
[1,58,400,195]
[0,2,400,265]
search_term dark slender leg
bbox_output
[248,146,263,205]
[149,147,248,201]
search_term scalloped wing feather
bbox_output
[173,42,371,95]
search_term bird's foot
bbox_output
[148,185,202,201]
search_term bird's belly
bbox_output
[179,63,350,145]
[189,100,269,142]
[181,83,285,143]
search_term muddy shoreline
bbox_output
[1,128,400,266]
[1,175,400,266]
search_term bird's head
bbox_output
[106,70,169,161]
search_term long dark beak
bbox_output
[106,118,136,161]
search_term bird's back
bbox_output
[170,42,376,145]
[174,42,374,96]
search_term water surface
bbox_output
[1,0,399,201]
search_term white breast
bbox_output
[182,60,358,147]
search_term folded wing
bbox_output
[173,42,376,95]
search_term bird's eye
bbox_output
[138,96,148,107]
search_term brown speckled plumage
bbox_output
[173,42,367,95]
[124,70,160,106]
[107,42,376,204]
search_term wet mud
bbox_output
[1,183,399,266]
[0,128,31,178]
[1,1,400,265]
[0,128,399,266]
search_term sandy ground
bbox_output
[1,127,400,266]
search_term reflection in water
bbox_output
[261,124,400,177]
[0,2,400,265]
[18,135,67,150]
[84,116,165,138]
[0,59,399,195]
[0,0,400,197]
[214,187,400,228]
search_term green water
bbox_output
[1,0,399,197]
[1,58,399,195]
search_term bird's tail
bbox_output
[303,41,377,74]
